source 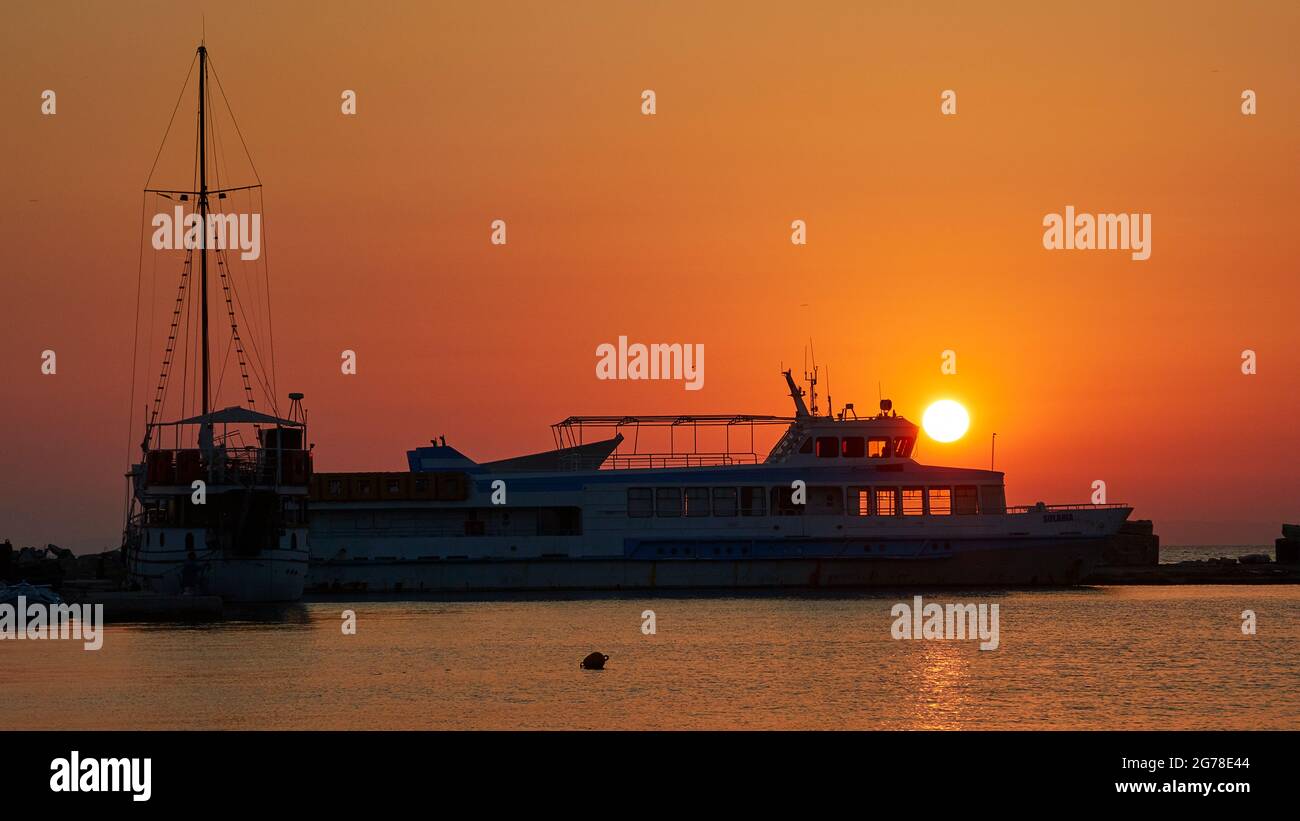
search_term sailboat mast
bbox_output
[198,43,210,416]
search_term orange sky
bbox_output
[2,1,1298,551]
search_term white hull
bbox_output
[128,536,308,603]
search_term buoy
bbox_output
[580,651,609,670]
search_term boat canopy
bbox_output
[155,405,303,427]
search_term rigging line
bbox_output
[206,54,262,184]
[208,84,228,194]
[236,187,265,355]
[143,51,198,189]
[209,105,261,395]
[221,245,274,400]
[256,186,278,406]
[203,60,276,408]
[151,253,188,412]
[123,191,150,530]
[126,192,149,458]
[208,61,279,410]
[212,315,236,401]
[204,74,259,410]
[212,88,236,198]
[149,248,193,428]
[211,256,232,400]
[146,194,160,431]
[176,252,194,445]
[208,58,280,408]
[214,245,268,404]
[230,293,273,406]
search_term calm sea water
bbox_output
[1160,545,1273,563]
[3,586,1298,730]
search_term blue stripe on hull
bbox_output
[623,536,1089,561]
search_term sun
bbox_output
[922,400,970,443]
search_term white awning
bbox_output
[156,405,303,427]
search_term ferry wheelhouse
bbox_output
[305,372,1131,592]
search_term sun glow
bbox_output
[922,400,970,443]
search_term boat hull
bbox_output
[306,538,1105,593]
[128,542,308,602]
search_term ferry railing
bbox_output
[142,446,311,488]
[598,452,760,470]
[1006,503,1130,513]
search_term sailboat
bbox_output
[122,42,310,602]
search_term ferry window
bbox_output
[954,485,978,515]
[160,532,166,547]
[894,437,915,458]
[412,477,430,493]
[712,487,738,517]
[539,507,582,536]
[867,437,890,458]
[684,487,711,517]
[770,486,805,516]
[809,486,845,515]
[902,488,924,516]
[655,488,682,517]
[185,532,194,550]
[328,479,344,496]
[815,437,838,458]
[841,436,865,458]
[928,488,952,515]
[979,485,1007,515]
[848,487,872,516]
[874,487,898,516]
[740,486,766,516]
[798,437,813,454]
[627,488,653,518]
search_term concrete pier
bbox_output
[1086,562,1300,585]
[1085,522,1300,584]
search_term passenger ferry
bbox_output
[306,371,1132,592]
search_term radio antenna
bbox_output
[804,339,819,417]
